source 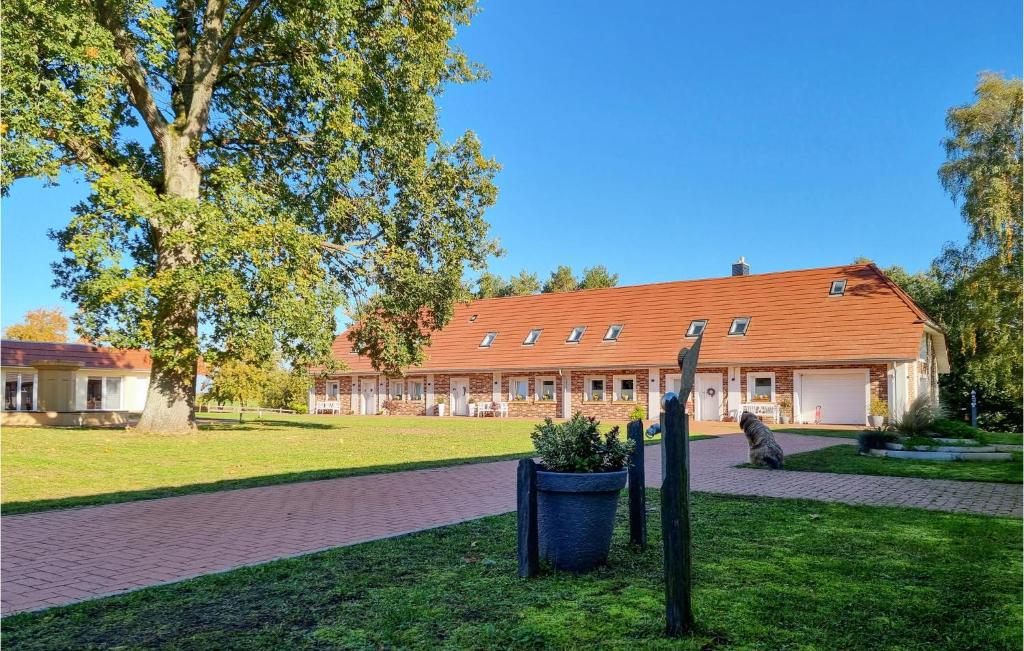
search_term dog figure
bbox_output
[739,411,784,469]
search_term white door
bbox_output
[450,378,470,416]
[360,378,377,415]
[798,372,866,425]
[694,373,722,421]
[665,373,681,396]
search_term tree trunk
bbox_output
[135,134,201,433]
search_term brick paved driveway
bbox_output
[2,433,1020,615]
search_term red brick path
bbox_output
[2,433,1020,615]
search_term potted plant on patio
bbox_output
[434,395,447,417]
[530,413,633,573]
[869,398,888,429]
[777,396,792,424]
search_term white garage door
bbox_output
[799,372,866,425]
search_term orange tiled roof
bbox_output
[330,264,939,374]
[1,340,152,370]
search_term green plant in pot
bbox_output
[868,397,889,428]
[530,413,633,573]
[777,396,792,424]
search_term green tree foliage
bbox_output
[3,308,70,342]
[262,368,312,412]
[474,272,506,299]
[542,265,578,293]
[882,74,1022,431]
[3,0,499,431]
[500,270,540,296]
[578,265,619,290]
[204,360,269,409]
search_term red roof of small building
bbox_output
[1,340,152,370]
[330,264,942,374]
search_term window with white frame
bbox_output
[603,324,623,341]
[3,372,36,411]
[566,326,586,343]
[613,375,636,401]
[584,376,605,401]
[326,381,340,399]
[536,377,556,401]
[391,381,404,400]
[480,331,497,347]
[523,329,542,345]
[86,376,123,410]
[408,379,424,401]
[729,317,751,336]
[919,336,928,361]
[685,320,707,337]
[747,372,775,402]
[510,377,530,401]
[829,279,847,296]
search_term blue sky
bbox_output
[2,0,1021,333]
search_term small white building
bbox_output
[1,340,151,426]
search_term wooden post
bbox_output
[627,419,646,548]
[661,393,694,636]
[517,458,539,578]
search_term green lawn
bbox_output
[774,427,864,439]
[760,444,1023,483]
[2,414,711,515]
[4,491,1019,650]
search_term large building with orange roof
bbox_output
[312,260,949,425]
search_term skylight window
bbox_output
[480,332,497,347]
[523,329,542,345]
[603,324,624,341]
[685,320,707,337]
[469,314,478,322]
[829,279,847,296]
[728,317,751,336]
[566,326,586,343]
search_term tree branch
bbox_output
[94,0,168,144]
[184,0,265,140]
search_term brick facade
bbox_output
[313,362,891,425]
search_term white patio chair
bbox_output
[498,402,509,418]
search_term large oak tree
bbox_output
[3,0,499,431]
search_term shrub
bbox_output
[857,430,898,453]
[629,405,646,422]
[892,395,944,436]
[531,413,634,473]
[929,418,982,440]
[869,397,889,418]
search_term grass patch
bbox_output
[983,431,1024,445]
[3,491,1019,650]
[774,427,864,439]
[756,444,1023,483]
[2,415,711,515]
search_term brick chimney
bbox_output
[731,256,749,277]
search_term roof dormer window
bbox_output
[685,320,707,337]
[829,279,847,296]
[523,329,542,345]
[728,317,751,336]
[480,332,497,347]
[566,326,586,343]
[603,324,623,341]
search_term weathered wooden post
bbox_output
[661,335,702,636]
[517,458,539,578]
[627,419,646,548]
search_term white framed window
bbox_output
[86,376,123,410]
[746,372,775,403]
[480,332,497,347]
[664,373,681,395]
[391,381,404,400]
[613,375,636,401]
[3,372,37,412]
[919,336,928,361]
[536,377,556,401]
[523,329,542,345]
[510,377,530,401]
[408,379,424,401]
[584,376,605,401]
[829,279,847,296]
[326,380,340,399]
[603,324,623,341]
[566,326,586,343]
[728,317,751,336]
[685,320,707,337]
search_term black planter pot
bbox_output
[536,469,628,573]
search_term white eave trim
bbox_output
[923,323,951,373]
